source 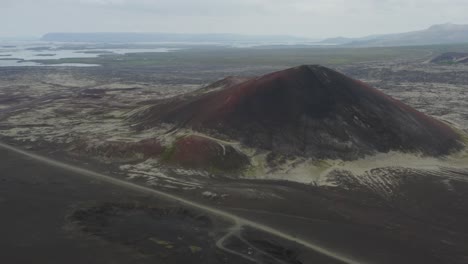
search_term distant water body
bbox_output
[0,41,179,67]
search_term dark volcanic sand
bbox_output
[2,143,468,264]
[0,147,165,264]
[0,146,328,264]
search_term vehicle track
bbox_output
[215,222,258,263]
[0,141,361,264]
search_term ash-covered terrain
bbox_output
[1,51,468,264]
[0,146,310,264]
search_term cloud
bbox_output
[75,0,280,16]
[78,0,126,5]
[1,0,468,38]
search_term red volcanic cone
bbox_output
[133,65,462,160]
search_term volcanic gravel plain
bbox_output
[1,53,468,264]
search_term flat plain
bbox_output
[1,43,468,264]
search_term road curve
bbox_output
[0,141,361,264]
[215,223,258,263]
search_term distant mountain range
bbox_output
[40,32,310,44]
[40,23,468,47]
[321,23,468,47]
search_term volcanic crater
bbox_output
[132,65,463,160]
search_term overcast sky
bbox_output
[2,0,468,39]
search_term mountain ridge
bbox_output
[322,23,468,47]
[40,32,310,43]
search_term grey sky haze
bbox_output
[2,0,468,39]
